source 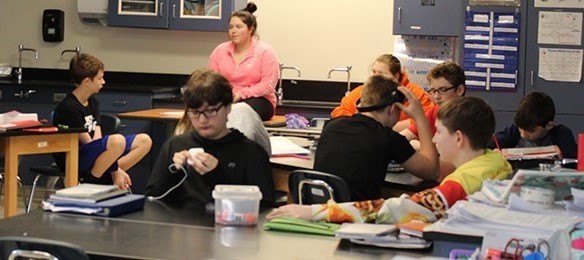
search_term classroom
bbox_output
[0,0,583,258]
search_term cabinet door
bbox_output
[108,0,170,29]
[393,0,465,36]
[170,0,245,31]
[524,2,584,117]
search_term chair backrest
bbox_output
[100,113,125,135]
[0,236,89,260]
[288,169,351,205]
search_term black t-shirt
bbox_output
[315,114,416,201]
[52,93,100,169]
[53,93,100,138]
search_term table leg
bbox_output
[64,134,79,188]
[4,138,19,217]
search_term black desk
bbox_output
[0,201,451,259]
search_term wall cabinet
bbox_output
[392,0,464,36]
[108,0,246,31]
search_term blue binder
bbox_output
[48,194,145,217]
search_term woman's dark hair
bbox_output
[183,69,233,109]
[230,2,258,36]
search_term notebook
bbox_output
[55,184,119,199]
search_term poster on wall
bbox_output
[539,48,583,82]
[535,0,584,8]
[463,10,520,91]
[393,35,455,88]
[537,11,582,46]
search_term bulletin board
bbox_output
[393,35,456,88]
[463,10,520,91]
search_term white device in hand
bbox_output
[187,148,204,165]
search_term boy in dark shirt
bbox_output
[145,69,275,206]
[491,91,577,159]
[53,53,152,190]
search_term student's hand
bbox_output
[394,86,425,121]
[172,150,191,169]
[112,168,132,190]
[188,152,219,175]
[266,204,312,221]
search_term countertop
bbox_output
[0,68,185,94]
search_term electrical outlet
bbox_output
[53,93,66,102]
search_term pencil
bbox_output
[492,134,501,150]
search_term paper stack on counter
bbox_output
[269,136,310,156]
[0,110,38,124]
[501,145,561,160]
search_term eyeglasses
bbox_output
[426,85,457,95]
[187,104,223,120]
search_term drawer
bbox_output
[95,92,152,112]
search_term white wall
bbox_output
[0,0,395,82]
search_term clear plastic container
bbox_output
[212,185,262,226]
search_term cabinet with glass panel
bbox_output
[108,0,246,31]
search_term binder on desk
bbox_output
[45,194,145,217]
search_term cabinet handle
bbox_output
[24,89,36,98]
[398,7,402,24]
[530,70,534,87]
[14,91,23,98]
[113,100,128,107]
[172,4,176,19]
[159,2,164,17]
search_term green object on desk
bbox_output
[264,217,341,236]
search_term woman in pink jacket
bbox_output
[208,2,279,121]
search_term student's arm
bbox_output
[392,119,411,132]
[395,87,439,181]
[552,125,578,159]
[145,140,185,198]
[266,195,437,224]
[330,86,362,118]
[399,128,417,141]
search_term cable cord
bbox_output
[147,164,188,201]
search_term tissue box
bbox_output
[212,185,262,226]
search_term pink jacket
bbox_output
[208,39,279,109]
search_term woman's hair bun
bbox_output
[243,2,257,14]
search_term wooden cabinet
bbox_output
[108,0,246,31]
[393,0,465,36]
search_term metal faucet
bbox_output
[327,65,352,96]
[277,63,302,105]
[17,44,39,83]
[61,46,81,57]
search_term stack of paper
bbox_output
[43,184,144,217]
[269,136,310,156]
[501,145,561,160]
[335,223,431,249]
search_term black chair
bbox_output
[288,169,351,205]
[26,113,125,213]
[0,236,89,260]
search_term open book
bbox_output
[501,145,561,160]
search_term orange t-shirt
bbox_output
[330,75,434,120]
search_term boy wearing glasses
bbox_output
[400,62,466,143]
[145,69,275,206]
[53,53,152,190]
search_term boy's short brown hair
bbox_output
[514,92,555,131]
[360,74,405,111]
[427,62,466,95]
[69,53,104,85]
[183,69,233,109]
[437,96,495,149]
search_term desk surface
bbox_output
[0,202,436,259]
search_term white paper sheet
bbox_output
[539,48,583,82]
[537,11,583,45]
